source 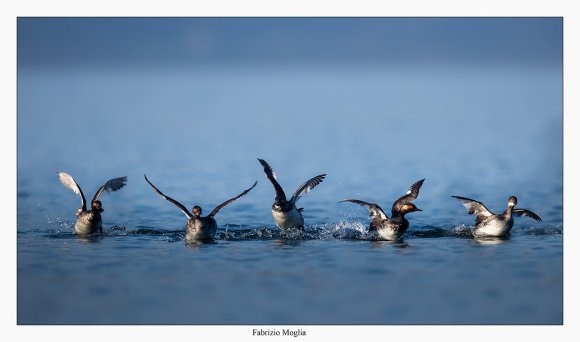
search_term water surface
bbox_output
[17,65,562,324]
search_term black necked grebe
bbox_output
[257,158,326,230]
[144,174,256,242]
[57,172,127,235]
[452,195,542,237]
[340,178,425,240]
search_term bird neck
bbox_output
[504,206,514,219]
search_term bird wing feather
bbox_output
[392,178,425,214]
[290,174,326,205]
[512,208,542,221]
[257,158,287,201]
[209,181,257,217]
[339,199,388,220]
[451,195,494,225]
[57,172,87,210]
[144,174,193,219]
[92,176,127,203]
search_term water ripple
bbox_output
[22,220,563,243]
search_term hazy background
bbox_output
[18,18,561,67]
[17,17,562,228]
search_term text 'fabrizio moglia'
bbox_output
[252,329,306,337]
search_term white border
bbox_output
[3,1,577,341]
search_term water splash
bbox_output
[518,225,563,236]
[24,219,563,242]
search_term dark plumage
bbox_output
[57,172,127,235]
[258,158,326,229]
[144,174,256,242]
[452,195,542,237]
[340,179,424,240]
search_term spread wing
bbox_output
[144,174,193,219]
[392,178,425,215]
[451,195,494,225]
[92,176,127,203]
[209,181,257,217]
[339,199,388,220]
[290,174,326,205]
[512,208,542,221]
[258,158,286,201]
[57,172,87,210]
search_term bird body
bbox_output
[272,205,304,229]
[451,195,542,238]
[57,172,127,235]
[340,179,425,240]
[257,158,326,230]
[74,210,103,235]
[144,174,256,242]
[185,216,218,242]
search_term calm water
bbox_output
[17,66,562,324]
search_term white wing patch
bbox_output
[290,174,326,204]
[58,172,81,195]
[339,199,389,220]
[451,196,494,217]
[370,206,388,220]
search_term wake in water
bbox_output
[23,217,562,242]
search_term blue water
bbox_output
[17,65,562,324]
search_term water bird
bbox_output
[451,195,542,237]
[339,179,425,240]
[257,158,326,230]
[144,174,257,242]
[57,172,127,235]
